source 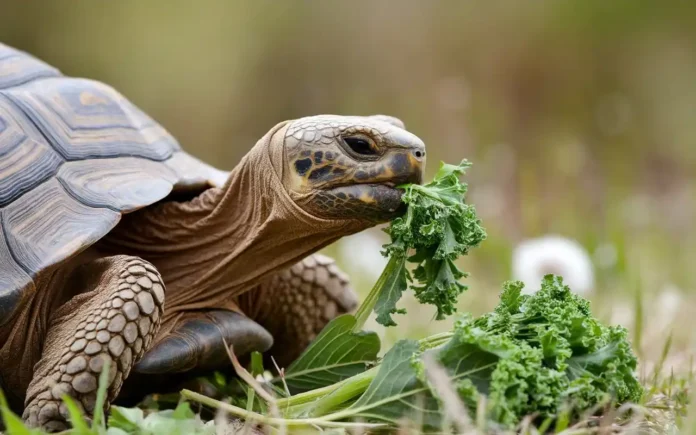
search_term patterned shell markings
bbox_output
[0,43,226,324]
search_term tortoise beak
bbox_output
[366,142,425,219]
[394,151,425,187]
[386,126,426,186]
[383,141,426,188]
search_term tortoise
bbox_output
[0,43,425,431]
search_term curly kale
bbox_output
[301,276,642,431]
[373,160,487,326]
[426,275,643,428]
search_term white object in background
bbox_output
[653,284,683,337]
[512,235,595,295]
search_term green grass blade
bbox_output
[61,395,92,434]
[632,275,644,364]
[91,358,111,430]
[107,406,143,432]
[0,390,33,435]
[650,331,673,393]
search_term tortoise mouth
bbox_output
[318,183,407,222]
[367,184,408,216]
[322,170,423,192]
[305,169,420,222]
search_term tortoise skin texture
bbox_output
[0,43,426,431]
[22,256,166,431]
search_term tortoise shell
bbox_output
[0,43,228,324]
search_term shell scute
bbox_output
[0,216,33,325]
[0,43,225,325]
[3,178,120,276]
[0,44,60,90]
[2,77,179,161]
[0,95,63,207]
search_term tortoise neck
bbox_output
[159,153,362,315]
[100,155,362,322]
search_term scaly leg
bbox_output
[121,254,353,401]
[240,254,358,368]
[23,256,165,432]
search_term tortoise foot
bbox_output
[23,256,165,431]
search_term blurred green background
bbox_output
[2,1,694,368]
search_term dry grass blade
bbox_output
[475,395,489,432]
[271,356,291,398]
[421,351,476,434]
[598,402,618,429]
[650,332,673,387]
[517,414,539,434]
[224,342,276,405]
[224,341,285,435]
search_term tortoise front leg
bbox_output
[239,254,358,368]
[23,255,165,432]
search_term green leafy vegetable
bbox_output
[374,159,486,326]
[283,161,482,395]
[254,276,642,431]
[399,276,643,428]
[327,340,442,426]
[370,255,410,327]
[283,314,380,393]
[444,276,642,426]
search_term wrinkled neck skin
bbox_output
[100,122,366,329]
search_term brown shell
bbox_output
[0,43,228,324]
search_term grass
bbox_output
[0,285,691,434]
[0,367,689,434]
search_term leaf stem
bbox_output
[276,377,353,409]
[307,367,377,417]
[420,331,454,349]
[181,390,385,429]
[352,255,403,332]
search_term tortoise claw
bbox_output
[133,311,273,374]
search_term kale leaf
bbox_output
[427,275,643,428]
[375,160,487,325]
[295,276,642,431]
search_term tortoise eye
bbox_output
[343,136,378,156]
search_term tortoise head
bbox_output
[279,114,425,222]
